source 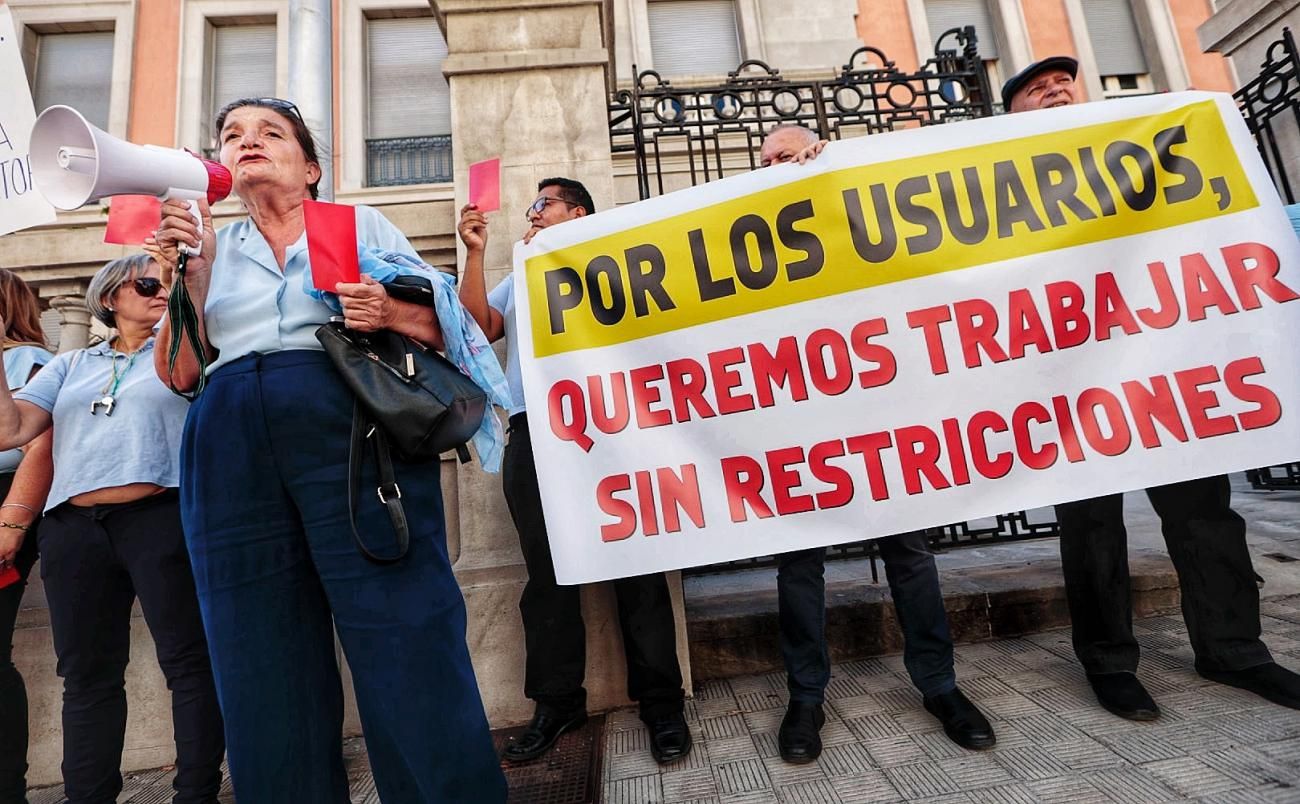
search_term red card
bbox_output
[104,195,163,246]
[303,199,361,291]
[0,565,19,590]
[468,158,501,213]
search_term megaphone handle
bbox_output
[181,200,203,258]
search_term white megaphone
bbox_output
[29,105,232,253]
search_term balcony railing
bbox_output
[366,135,453,187]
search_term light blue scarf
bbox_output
[306,248,511,472]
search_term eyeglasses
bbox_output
[524,196,577,221]
[131,277,164,298]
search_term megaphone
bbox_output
[30,105,232,210]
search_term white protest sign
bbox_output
[514,92,1300,584]
[0,4,55,236]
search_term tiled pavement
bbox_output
[602,596,1300,804]
[26,598,1300,803]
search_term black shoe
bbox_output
[778,701,825,764]
[647,711,692,763]
[1199,662,1300,710]
[502,709,587,763]
[1087,672,1160,721]
[923,688,996,750]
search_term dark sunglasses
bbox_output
[131,277,164,298]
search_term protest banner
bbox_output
[0,3,56,236]
[513,92,1300,585]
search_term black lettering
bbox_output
[1154,125,1204,205]
[623,244,677,318]
[993,160,1046,238]
[729,215,779,291]
[895,175,944,255]
[1105,140,1158,211]
[585,255,626,326]
[1079,146,1118,216]
[690,228,734,302]
[544,266,584,335]
[842,185,897,263]
[775,199,824,281]
[936,168,989,245]
[1032,152,1097,226]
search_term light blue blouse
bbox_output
[15,339,189,511]
[0,345,55,473]
[204,205,415,374]
[487,275,525,417]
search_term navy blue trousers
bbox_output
[1056,474,1271,675]
[180,351,506,804]
[779,532,956,703]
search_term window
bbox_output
[365,15,452,186]
[1082,0,1150,98]
[647,0,741,77]
[27,31,114,130]
[924,0,1000,59]
[205,22,277,153]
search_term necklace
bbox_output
[90,346,139,416]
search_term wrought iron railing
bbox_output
[1233,28,1300,489]
[366,134,453,187]
[610,26,994,201]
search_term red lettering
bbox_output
[597,474,636,541]
[720,455,773,521]
[1077,388,1132,456]
[657,465,704,532]
[768,447,815,515]
[940,418,972,486]
[1011,401,1057,470]
[629,366,671,429]
[1174,365,1238,438]
[1051,394,1086,462]
[967,411,1013,479]
[1121,376,1188,449]
[896,425,950,495]
[809,440,854,509]
[845,432,893,501]
[1222,242,1300,309]
[1224,356,1282,430]
[1181,252,1239,321]
[634,470,658,536]
[709,348,757,415]
[665,358,716,422]
[748,337,808,408]
[850,318,897,389]
[1045,281,1090,349]
[954,299,1009,368]
[906,305,953,375]
[805,329,854,396]
[1136,261,1181,328]
[588,373,630,434]
[1007,289,1052,359]
[1094,272,1142,341]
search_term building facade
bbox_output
[1,0,1242,786]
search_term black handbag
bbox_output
[315,282,488,564]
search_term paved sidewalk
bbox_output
[603,597,1300,804]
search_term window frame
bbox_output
[7,0,135,139]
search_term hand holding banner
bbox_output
[514,92,1300,584]
[0,5,57,236]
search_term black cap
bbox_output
[1000,56,1079,111]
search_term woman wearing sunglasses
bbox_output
[153,97,505,803]
[0,254,225,804]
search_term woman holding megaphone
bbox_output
[153,98,505,804]
[0,254,225,804]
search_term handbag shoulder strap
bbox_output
[348,403,410,564]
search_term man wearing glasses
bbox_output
[457,178,692,765]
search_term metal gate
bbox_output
[1233,27,1300,489]
[606,29,1063,572]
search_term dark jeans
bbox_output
[0,472,39,804]
[504,413,685,721]
[181,352,505,804]
[38,491,224,804]
[1056,474,1272,675]
[778,531,957,703]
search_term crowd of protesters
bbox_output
[0,56,1297,804]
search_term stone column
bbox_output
[430,0,692,727]
[48,293,92,352]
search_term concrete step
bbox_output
[684,550,1181,681]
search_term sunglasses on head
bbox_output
[222,97,304,122]
[131,277,164,298]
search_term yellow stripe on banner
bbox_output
[526,100,1256,357]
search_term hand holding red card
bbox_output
[304,199,361,291]
[468,158,501,213]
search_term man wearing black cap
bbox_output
[1002,57,1300,720]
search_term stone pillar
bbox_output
[430,0,692,727]
[49,293,91,352]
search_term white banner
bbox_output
[0,4,55,236]
[514,92,1300,584]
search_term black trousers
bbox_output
[1056,474,1272,675]
[39,491,224,804]
[778,532,957,704]
[503,414,685,720]
[0,472,39,804]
